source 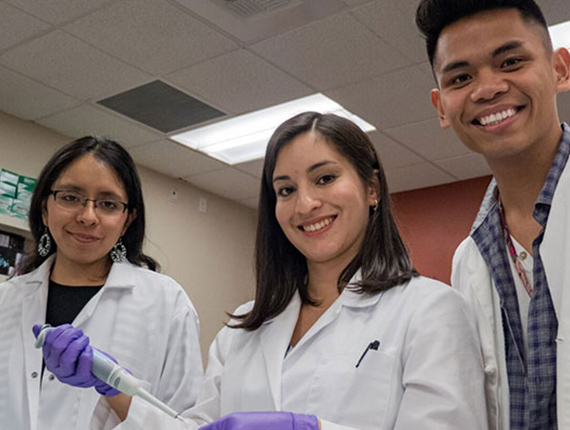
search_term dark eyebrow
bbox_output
[441,60,469,75]
[440,41,524,75]
[97,191,124,199]
[55,184,82,192]
[273,160,336,183]
[307,160,335,173]
[54,184,125,200]
[493,41,523,57]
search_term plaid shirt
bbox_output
[470,123,570,430]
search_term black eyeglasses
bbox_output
[49,190,129,216]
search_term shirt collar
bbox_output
[262,269,383,326]
[24,255,136,290]
[533,122,570,225]
[470,178,499,237]
[337,269,384,309]
[101,261,137,290]
[471,122,570,235]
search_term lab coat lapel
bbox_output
[21,258,51,430]
[541,159,570,428]
[258,293,301,410]
[73,262,135,328]
[291,273,378,351]
[473,264,500,337]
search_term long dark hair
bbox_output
[233,112,418,330]
[20,136,159,274]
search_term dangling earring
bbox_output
[38,227,51,257]
[110,238,127,263]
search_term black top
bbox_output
[46,280,103,326]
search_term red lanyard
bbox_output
[498,200,534,298]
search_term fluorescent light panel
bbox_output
[549,21,570,50]
[170,93,376,165]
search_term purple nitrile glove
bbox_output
[199,412,319,430]
[32,324,120,396]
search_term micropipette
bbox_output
[35,324,187,422]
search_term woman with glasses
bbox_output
[0,136,203,430]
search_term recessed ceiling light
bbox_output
[170,93,376,165]
[549,21,570,50]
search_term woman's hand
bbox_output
[199,412,320,430]
[32,324,120,396]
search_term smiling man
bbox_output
[415,0,570,429]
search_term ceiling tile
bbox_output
[386,162,455,193]
[167,49,312,115]
[234,158,265,178]
[0,0,564,208]
[342,0,372,6]
[369,130,424,170]
[64,0,239,75]
[417,61,435,80]
[0,30,151,100]
[129,139,226,178]
[3,0,112,25]
[251,12,410,90]
[541,0,570,25]
[184,167,260,201]
[173,0,346,44]
[351,0,425,61]
[327,65,436,130]
[0,2,52,52]
[384,117,471,160]
[37,104,162,148]
[435,153,492,180]
[394,0,424,20]
[0,65,80,120]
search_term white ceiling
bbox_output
[1,0,569,209]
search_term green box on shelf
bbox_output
[0,169,37,221]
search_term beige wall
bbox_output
[0,110,256,362]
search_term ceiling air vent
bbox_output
[222,0,297,18]
[98,80,225,134]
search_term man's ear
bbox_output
[431,88,451,129]
[553,47,570,93]
[121,209,137,237]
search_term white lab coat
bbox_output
[0,255,203,430]
[116,276,488,430]
[451,152,570,429]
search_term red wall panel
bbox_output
[390,176,492,284]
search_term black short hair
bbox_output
[415,0,550,67]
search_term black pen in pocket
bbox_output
[355,340,380,368]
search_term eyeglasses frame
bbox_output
[49,189,129,214]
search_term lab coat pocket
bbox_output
[309,348,394,429]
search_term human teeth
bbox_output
[479,108,517,126]
[303,217,333,232]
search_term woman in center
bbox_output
[116,111,487,429]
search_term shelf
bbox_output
[0,212,30,238]
[0,215,30,282]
